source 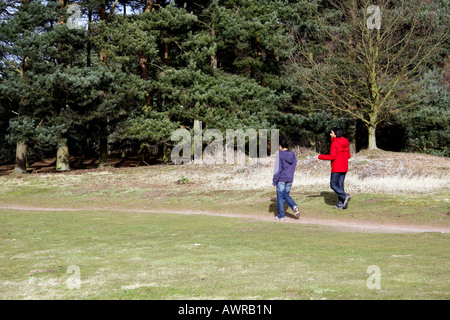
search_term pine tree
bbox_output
[0,0,63,173]
[397,69,450,156]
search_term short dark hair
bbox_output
[331,127,344,138]
[279,137,289,149]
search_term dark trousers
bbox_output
[330,172,349,208]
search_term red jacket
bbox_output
[318,137,351,172]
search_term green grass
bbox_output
[0,177,448,227]
[0,208,448,299]
[0,163,449,299]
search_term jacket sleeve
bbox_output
[272,153,281,186]
[318,141,337,161]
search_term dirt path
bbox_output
[1,205,448,234]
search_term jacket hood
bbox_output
[332,137,350,149]
[280,150,296,164]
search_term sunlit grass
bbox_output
[0,150,449,299]
[1,209,448,300]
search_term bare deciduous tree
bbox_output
[289,0,448,150]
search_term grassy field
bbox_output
[1,209,449,300]
[0,150,449,299]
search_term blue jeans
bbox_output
[330,172,349,208]
[276,182,298,218]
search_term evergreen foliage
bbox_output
[0,0,448,169]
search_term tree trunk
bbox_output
[368,125,377,150]
[367,108,378,150]
[211,49,218,69]
[99,2,107,65]
[56,141,70,171]
[100,49,107,65]
[14,142,27,174]
[348,120,357,156]
[97,3,109,168]
[163,144,171,163]
[99,2,106,20]
[98,136,110,168]
[145,0,154,12]
[164,41,169,61]
[87,5,92,67]
[138,52,148,80]
[211,28,217,69]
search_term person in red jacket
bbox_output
[318,127,351,209]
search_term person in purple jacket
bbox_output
[273,137,300,220]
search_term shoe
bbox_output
[275,217,286,221]
[293,206,301,219]
[343,195,351,209]
[333,205,343,210]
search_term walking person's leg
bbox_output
[276,182,287,220]
[330,172,348,209]
[338,173,351,209]
[283,183,300,218]
[336,173,345,208]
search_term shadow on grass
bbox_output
[307,191,337,206]
[268,198,298,220]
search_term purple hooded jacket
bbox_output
[272,150,297,186]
